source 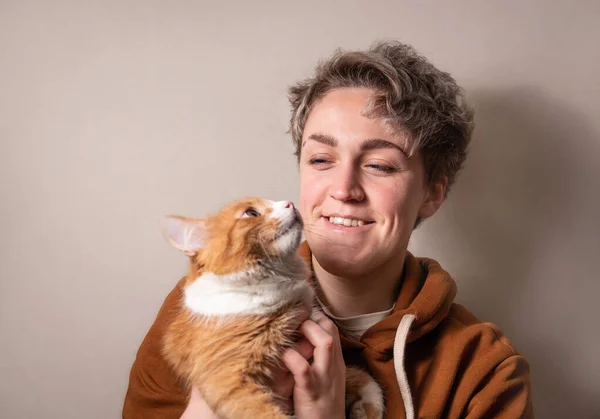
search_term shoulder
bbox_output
[417,303,533,416]
[440,305,534,417]
[442,303,521,358]
[425,302,530,391]
[129,276,186,373]
[123,277,188,418]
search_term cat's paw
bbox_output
[345,367,384,419]
[347,377,384,419]
[348,401,383,419]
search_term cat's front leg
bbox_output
[200,378,290,419]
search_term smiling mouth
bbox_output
[323,216,374,227]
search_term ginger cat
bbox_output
[159,197,384,419]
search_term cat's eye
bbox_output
[242,207,261,218]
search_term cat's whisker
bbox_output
[256,230,278,264]
[256,231,268,257]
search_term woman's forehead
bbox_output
[303,89,413,151]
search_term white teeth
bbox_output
[327,216,367,227]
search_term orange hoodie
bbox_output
[123,243,534,418]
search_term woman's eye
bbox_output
[308,158,330,165]
[242,208,260,218]
[367,164,396,173]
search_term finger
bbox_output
[272,338,313,378]
[298,303,311,320]
[310,310,341,345]
[289,304,311,337]
[281,347,312,388]
[294,337,315,361]
[271,371,295,400]
[271,337,314,399]
[299,319,337,371]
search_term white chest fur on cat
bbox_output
[184,270,315,316]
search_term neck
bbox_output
[312,251,406,318]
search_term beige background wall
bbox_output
[1,1,599,418]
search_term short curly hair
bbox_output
[288,41,474,196]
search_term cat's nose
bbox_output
[284,201,294,209]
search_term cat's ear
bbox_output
[158,216,208,256]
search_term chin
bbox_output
[315,252,370,278]
[307,235,372,276]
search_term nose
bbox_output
[329,163,365,202]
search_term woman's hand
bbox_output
[180,387,219,419]
[282,310,346,419]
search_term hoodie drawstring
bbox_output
[393,313,416,419]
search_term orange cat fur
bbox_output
[159,197,384,419]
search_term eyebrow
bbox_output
[304,133,408,157]
[304,133,337,148]
[361,138,408,157]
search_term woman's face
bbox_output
[299,88,444,277]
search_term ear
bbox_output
[158,216,208,256]
[418,176,448,220]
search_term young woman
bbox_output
[123,41,533,419]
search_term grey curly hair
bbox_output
[288,41,474,196]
